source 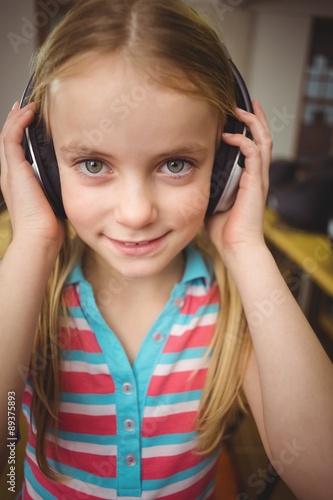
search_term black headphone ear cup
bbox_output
[206,52,253,216]
[24,116,66,219]
[207,115,246,216]
[20,74,66,219]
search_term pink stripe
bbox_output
[59,326,103,352]
[142,449,203,479]
[181,286,219,316]
[59,372,115,394]
[164,324,215,352]
[24,452,107,500]
[45,440,117,477]
[142,411,196,437]
[63,286,80,307]
[58,412,117,435]
[148,368,207,396]
[22,387,33,408]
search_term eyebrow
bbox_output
[59,142,209,159]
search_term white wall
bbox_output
[188,0,254,77]
[247,13,312,160]
[0,0,325,162]
[187,1,314,160]
[0,0,35,127]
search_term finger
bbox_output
[235,108,272,151]
[235,107,272,180]
[222,132,262,179]
[222,131,271,200]
[252,99,271,134]
[1,105,35,175]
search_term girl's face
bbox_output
[49,55,219,281]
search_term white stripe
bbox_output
[61,360,110,375]
[26,448,118,499]
[25,478,45,500]
[25,443,217,499]
[170,312,218,336]
[186,284,210,296]
[151,458,216,498]
[154,356,210,375]
[22,408,36,434]
[144,399,199,418]
[24,382,33,396]
[60,401,116,416]
[46,433,117,456]
[60,316,91,330]
[142,439,196,458]
[139,459,217,499]
[202,483,215,499]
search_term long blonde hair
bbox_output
[30,0,251,479]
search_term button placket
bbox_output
[117,377,141,494]
[152,331,164,344]
[173,296,185,308]
[123,418,136,432]
[122,382,133,395]
[125,453,137,467]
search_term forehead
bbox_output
[48,52,217,115]
[48,54,220,150]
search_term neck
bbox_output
[82,250,185,309]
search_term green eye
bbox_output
[84,160,104,174]
[160,158,194,177]
[166,160,186,173]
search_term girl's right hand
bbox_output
[0,102,64,252]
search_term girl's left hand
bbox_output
[205,100,272,271]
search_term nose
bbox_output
[114,179,158,229]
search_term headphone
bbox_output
[20,45,253,219]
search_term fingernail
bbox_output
[222,132,232,137]
[236,107,246,113]
[11,101,19,110]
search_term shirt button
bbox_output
[123,418,136,432]
[152,332,164,344]
[125,454,137,466]
[122,382,133,395]
[173,296,185,308]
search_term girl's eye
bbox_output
[160,159,193,176]
[77,160,108,176]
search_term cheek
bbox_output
[170,182,211,227]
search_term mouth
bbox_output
[123,240,151,247]
[106,232,170,255]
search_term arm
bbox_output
[0,103,63,472]
[207,101,333,499]
[238,247,333,499]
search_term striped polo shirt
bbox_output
[19,244,221,499]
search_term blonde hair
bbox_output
[30,0,251,479]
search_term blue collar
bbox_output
[65,243,213,290]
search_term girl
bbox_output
[1,0,332,498]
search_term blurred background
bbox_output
[0,1,333,499]
[1,0,333,161]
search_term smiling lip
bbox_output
[107,233,170,256]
